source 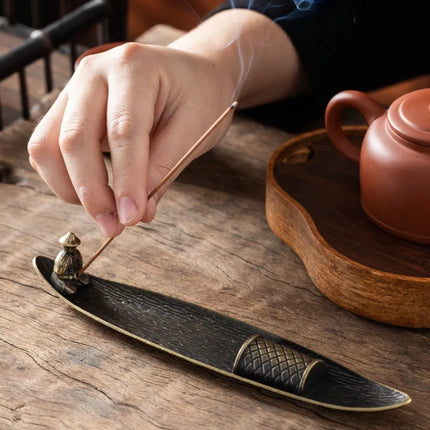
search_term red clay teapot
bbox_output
[325,88,430,244]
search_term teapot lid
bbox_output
[388,88,430,147]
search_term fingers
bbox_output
[106,43,157,226]
[29,42,228,234]
[28,90,80,203]
[29,44,156,236]
[58,61,122,237]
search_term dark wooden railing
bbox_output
[0,0,127,129]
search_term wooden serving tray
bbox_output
[266,126,430,328]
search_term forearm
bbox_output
[169,9,309,109]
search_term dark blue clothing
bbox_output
[210,1,430,128]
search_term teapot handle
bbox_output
[325,90,385,163]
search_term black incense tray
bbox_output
[33,256,410,412]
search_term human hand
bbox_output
[29,9,306,237]
[28,42,236,237]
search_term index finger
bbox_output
[59,61,122,237]
[105,43,159,226]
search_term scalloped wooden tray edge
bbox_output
[266,127,430,328]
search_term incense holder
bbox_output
[51,232,89,294]
[33,255,410,411]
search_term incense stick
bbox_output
[78,101,238,276]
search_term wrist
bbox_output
[169,9,308,108]
[168,19,238,108]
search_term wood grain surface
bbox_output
[0,103,429,429]
[266,127,430,327]
[1,23,429,430]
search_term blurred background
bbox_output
[0,0,223,40]
[0,0,223,128]
[0,0,428,130]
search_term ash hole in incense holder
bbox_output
[51,232,90,295]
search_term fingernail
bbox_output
[118,196,138,225]
[96,212,117,236]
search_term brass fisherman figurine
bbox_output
[51,232,89,294]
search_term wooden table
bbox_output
[1,27,429,430]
